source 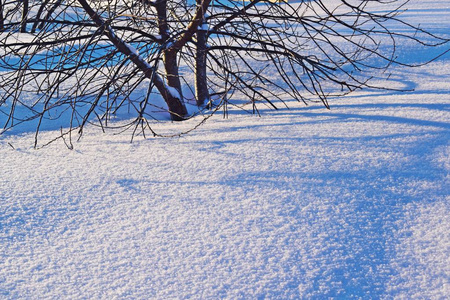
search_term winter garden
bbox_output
[0,0,449,298]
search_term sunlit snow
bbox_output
[0,0,449,298]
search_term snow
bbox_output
[1,0,449,298]
[166,84,181,100]
[198,23,209,31]
[127,44,140,56]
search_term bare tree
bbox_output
[0,0,448,146]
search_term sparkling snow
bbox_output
[0,0,449,298]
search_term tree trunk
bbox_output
[195,0,209,107]
[163,48,183,98]
[20,0,28,33]
[0,0,4,32]
[158,49,188,120]
[155,0,186,119]
[160,49,187,120]
[153,74,187,121]
[77,0,187,121]
[195,33,208,107]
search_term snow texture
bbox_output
[0,0,449,298]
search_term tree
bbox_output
[0,0,448,146]
[0,0,4,31]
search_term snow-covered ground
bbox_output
[1,1,449,299]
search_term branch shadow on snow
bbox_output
[117,103,448,297]
[1,93,448,298]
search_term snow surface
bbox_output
[1,1,449,299]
